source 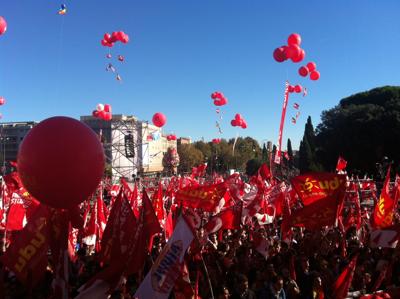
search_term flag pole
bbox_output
[200,253,215,299]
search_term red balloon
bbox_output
[230,119,237,127]
[101,39,113,47]
[0,16,7,36]
[288,85,295,93]
[116,31,125,42]
[294,85,302,93]
[235,113,242,121]
[285,44,301,60]
[104,113,112,121]
[104,104,111,113]
[241,121,247,129]
[110,32,119,43]
[152,112,167,127]
[103,33,111,42]
[298,66,309,77]
[92,110,99,117]
[310,70,320,81]
[273,47,286,62]
[98,110,107,119]
[307,62,317,72]
[291,48,305,63]
[17,117,105,209]
[287,33,301,46]
[0,96,5,105]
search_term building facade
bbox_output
[0,121,38,166]
[81,115,177,182]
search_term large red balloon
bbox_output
[0,16,7,36]
[294,85,303,93]
[307,62,317,72]
[298,66,309,77]
[287,33,301,46]
[0,96,5,105]
[152,112,167,127]
[310,70,320,81]
[273,47,287,62]
[17,117,105,209]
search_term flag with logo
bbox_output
[372,166,395,228]
[175,182,227,212]
[134,216,194,299]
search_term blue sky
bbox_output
[1,1,399,149]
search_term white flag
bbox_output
[134,216,194,299]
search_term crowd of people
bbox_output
[1,170,400,299]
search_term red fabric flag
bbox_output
[99,190,137,265]
[134,216,194,299]
[332,255,358,299]
[175,182,227,212]
[258,163,272,180]
[82,201,97,247]
[152,181,165,226]
[174,262,194,299]
[165,210,174,241]
[1,204,50,286]
[204,203,242,234]
[131,182,140,218]
[285,173,346,230]
[291,173,346,206]
[48,209,70,299]
[5,194,26,231]
[336,156,348,172]
[342,182,362,231]
[126,190,162,274]
[373,166,395,228]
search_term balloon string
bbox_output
[55,15,66,102]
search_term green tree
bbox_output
[245,158,262,176]
[177,144,204,173]
[287,138,294,161]
[316,86,400,175]
[299,116,321,173]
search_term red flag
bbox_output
[372,166,395,228]
[1,204,50,286]
[134,216,194,299]
[152,181,165,226]
[126,190,162,274]
[336,156,347,172]
[165,210,174,241]
[99,191,137,265]
[291,173,347,206]
[5,194,26,231]
[174,262,194,299]
[332,255,358,299]
[48,209,70,299]
[175,182,227,212]
[82,201,97,247]
[285,173,346,230]
[258,163,271,180]
[204,203,242,234]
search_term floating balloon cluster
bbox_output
[0,16,7,36]
[231,113,247,129]
[212,138,221,144]
[167,134,177,141]
[211,92,228,106]
[92,103,112,121]
[152,112,167,128]
[288,84,303,93]
[102,31,129,82]
[298,62,320,81]
[101,31,129,47]
[273,33,305,63]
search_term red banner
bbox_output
[1,204,50,286]
[274,81,290,164]
[286,173,346,230]
[372,167,395,228]
[175,182,227,212]
[291,173,346,206]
